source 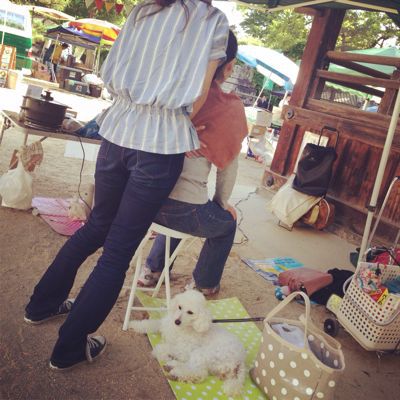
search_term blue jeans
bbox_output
[147,198,236,288]
[25,139,184,366]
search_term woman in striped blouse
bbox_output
[139,30,248,296]
[24,0,229,370]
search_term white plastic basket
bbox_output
[337,262,400,351]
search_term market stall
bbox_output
[39,18,120,95]
[237,45,300,160]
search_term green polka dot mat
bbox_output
[135,291,266,400]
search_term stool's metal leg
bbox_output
[153,237,189,302]
[153,235,170,298]
[123,248,143,331]
[122,230,152,330]
[153,263,165,297]
[169,237,188,266]
[164,236,171,309]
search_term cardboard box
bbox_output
[255,109,272,127]
[89,84,102,98]
[248,124,267,137]
[272,106,284,127]
[32,69,51,81]
[59,68,82,82]
[64,79,90,95]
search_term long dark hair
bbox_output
[214,30,238,81]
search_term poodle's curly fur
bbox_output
[132,290,247,397]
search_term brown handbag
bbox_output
[301,198,335,230]
[278,267,333,296]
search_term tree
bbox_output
[240,8,312,61]
[63,0,90,19]
[337,10,400,51]
[240,7,399,61]
[13,1,68,10]
[238,36,263,46]
[63,0,139,24]
[14,0,140,24]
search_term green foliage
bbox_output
[240,8,311,61]
[13,0,140,25]
[238,36,263,46]
[337,11,400,50]
[91,1,139,25]
[13,1,68,10]
[252,69,265,92]
[32,19,48,42]
[13,0,141,42]
[63,0,90,19]
[240,7,399,61]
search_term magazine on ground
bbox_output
[241,257,304,285]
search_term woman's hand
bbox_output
[226,204,237,220]
[185,125,207,158]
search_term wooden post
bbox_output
[379,69,400,115]
[270,8,345,175]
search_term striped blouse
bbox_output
[99,1,229,154]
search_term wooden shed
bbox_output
[242,0,400,241]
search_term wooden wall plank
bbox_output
[316,69,400,89]
[326,51,400,68]
[282,105,400,149]
[325,81,384,98]
[305,99,398,130]
[325,58,390,79]
[379,70,400,115]
[270,8,345,175]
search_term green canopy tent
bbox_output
[327,47,400,99]
[329,47,399,77]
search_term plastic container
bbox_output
[89,84,102,98]
[337,263,400,351]
[336,176,400,351]
[6,69,19,89]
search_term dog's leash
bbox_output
[212,317,265,323]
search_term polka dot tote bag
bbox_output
[250,292,345,400]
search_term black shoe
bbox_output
[49,336,107,371]
[24,299,74,325]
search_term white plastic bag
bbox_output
[267,175,321,228]
[0,159,33,210]
[82,73,103,86]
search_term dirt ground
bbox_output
[0,84,399,400]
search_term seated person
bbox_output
[43,42,69,79]
[279,92,291,108]
[138,30,248,295]
[257,95,268,109]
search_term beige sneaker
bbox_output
[185,280,220,296]
[137,266,162,287]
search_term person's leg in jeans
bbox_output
[146,235,181,272]
[191,201,236,288]
[25,140,129,318]
[146,199,236,288]
[50,148,184,367]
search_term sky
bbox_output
[213,1,245,37]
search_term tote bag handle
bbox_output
[264,291,311,347]
[318,125,339,150]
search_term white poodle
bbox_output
[131,289,247,397]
